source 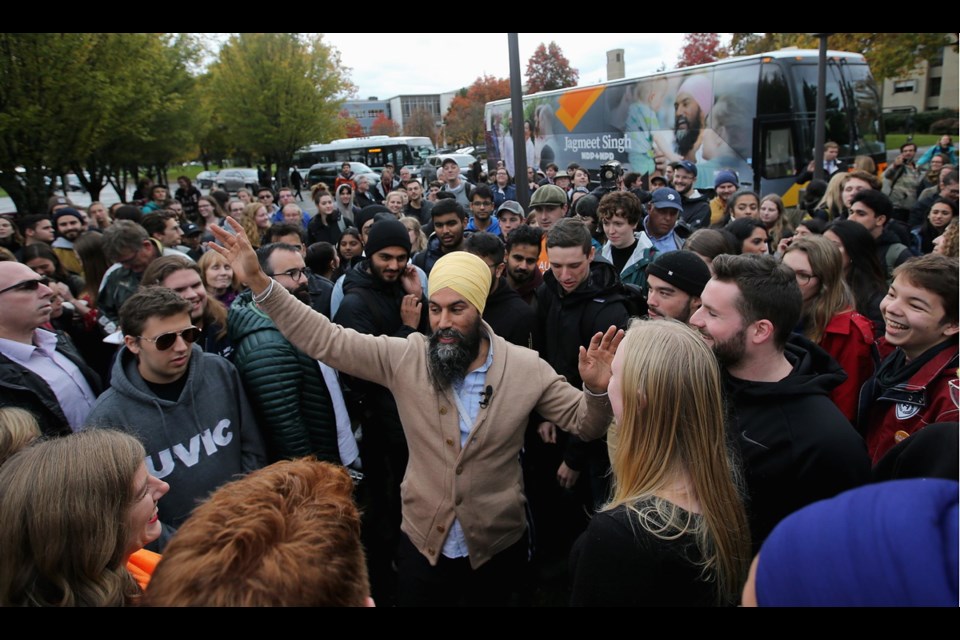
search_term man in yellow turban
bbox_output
[207,216,624,607]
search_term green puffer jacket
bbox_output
[228,290,340,464]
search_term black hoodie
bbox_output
[484,276,535,349]
[722,335,871,551]
[333,259,426,441]
[535,259,630,388]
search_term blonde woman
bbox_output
[241,202,270,249]
[781,236,875,422]
[570,319,751,606]
[813,171,849,222]
[401,215,428,254]
[198,250,240,308]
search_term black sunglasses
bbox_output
[0,276,50,296]
[138,326,201,351]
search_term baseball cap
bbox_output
[650,187,683,212]
[671,160,698,176]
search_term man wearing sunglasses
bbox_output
[0,262,101,437]
[85,287,265,547]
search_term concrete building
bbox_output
[341,98,390,134]
[882,44,958,113]
[343,92,456,134]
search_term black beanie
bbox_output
[364,218,411,256]
[52,207,83,225]
[646,250,711,297]
[355,204,389,232]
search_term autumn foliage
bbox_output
[677,33,724,68]
[370,113,400,136]
[525,42,579,93]
[445,75,511,147]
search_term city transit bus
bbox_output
[293,135,436,173]
[484,49,884,206]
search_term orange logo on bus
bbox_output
[555,87,606,132]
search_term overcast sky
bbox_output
[322,33,703,99]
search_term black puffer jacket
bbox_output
[228,290,340,464]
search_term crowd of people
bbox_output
[0,143,957,607]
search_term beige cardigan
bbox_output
[259,284,612,568]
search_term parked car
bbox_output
[215,168,261,193]
[195,170,219,189]
[306,161,378,190]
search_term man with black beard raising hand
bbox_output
[208,217,622,607]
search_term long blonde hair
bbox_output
[0,407,41,467]
[401,216,428,253]
[0,429,145,606]
[605,319,751,605]
[783,236,854,343]
[815,172,849,221]
[241,202,266,248]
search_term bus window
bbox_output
[758,63,791,117]
[791,64,851,156]
[842,62,884,156]
[762,126,795,179]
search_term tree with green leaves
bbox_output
[206,33,354,186]
[525,42,579,93]
[728,33,956,82]
[0,33,202,212]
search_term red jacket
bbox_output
[819,310,877,422]
[858,342,959,464]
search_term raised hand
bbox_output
[578,325,625,394]
[207,217,271,294]
[400,294,422,329]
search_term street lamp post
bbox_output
[809,33,833,182]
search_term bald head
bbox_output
[0,262,54,343]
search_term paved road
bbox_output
[1,183,320,217]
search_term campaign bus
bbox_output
[484,49,885,205]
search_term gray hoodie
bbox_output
[84,344,265,529]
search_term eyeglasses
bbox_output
[0,276,50,295]
[274,267,307,281]
[138,326,201,350]
[258,194,273,200]
[794,272,817,285]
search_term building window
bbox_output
[928,77,942,98]
[892,80,916,94]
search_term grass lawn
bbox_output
[885,133,955,149]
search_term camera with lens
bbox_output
[599,160,623,190]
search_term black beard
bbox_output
[710,326,747,369]
[427,323,481,390]
[291,283,311,304]
[674,112,703,159]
